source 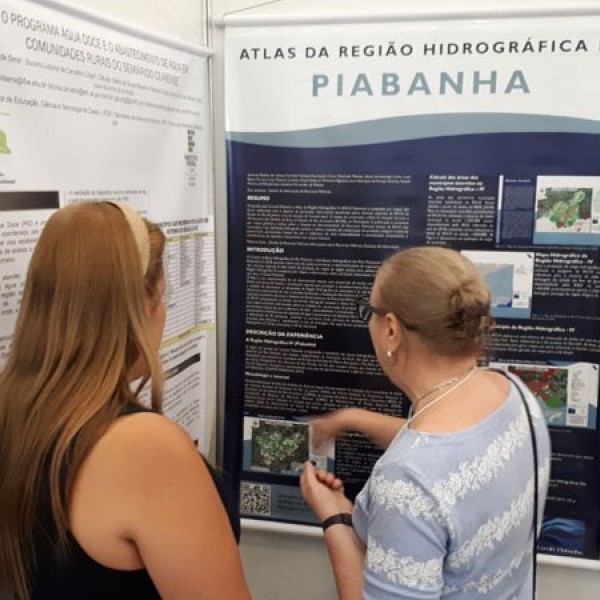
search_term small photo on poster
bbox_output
[461,250,534,319]
[533,176,600,246]
[243,416,335,476]
[489,361,598,429]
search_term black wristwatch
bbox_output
[322,512,353,531]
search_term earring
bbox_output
[387,350,393,359]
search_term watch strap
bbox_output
[322,512,353,531]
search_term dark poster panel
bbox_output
[225,131,600,558]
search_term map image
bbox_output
[508,365,568,425]
[536,187,592,233]
[250,419,309,475]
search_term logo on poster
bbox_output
[0,130,11,154]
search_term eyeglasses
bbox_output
[355,296,417,329]
[355,296,388,322]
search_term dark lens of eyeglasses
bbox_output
[356,300,373,322]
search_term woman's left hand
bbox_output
[300,462,353,522]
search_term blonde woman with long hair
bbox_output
[0,202,252,600]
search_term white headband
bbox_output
[110,202,150,276]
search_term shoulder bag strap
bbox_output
[488,368,538,598]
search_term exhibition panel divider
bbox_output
[223,8,600,569]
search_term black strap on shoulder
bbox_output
[488,368,538,598]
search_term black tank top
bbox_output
[31,405,240,599]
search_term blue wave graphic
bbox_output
[227,113,600,148]
[539,517,586,552]
[227,131,600,178]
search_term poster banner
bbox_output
[224,16,600,562]
[0,0,215,450]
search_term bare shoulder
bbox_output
[71,412,252,598]
[106,411,203,471]
[70,411,211,563]
[105,411,195,453]
[81,411,208,498]
[416,368,512,433]
[481,368,511,399]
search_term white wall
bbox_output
[210,1,600,599]
[56,0,207,46]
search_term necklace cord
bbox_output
[405,366,477,429]
[415,374,462,403]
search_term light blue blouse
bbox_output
[353,379,551,599]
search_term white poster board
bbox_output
[0,0,215,450]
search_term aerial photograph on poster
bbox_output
[489,361,598,428]
[533,176,600,245]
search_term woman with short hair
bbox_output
[301,246,550,599]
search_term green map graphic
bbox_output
[251,421,309,474]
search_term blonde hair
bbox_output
[0,202,165,600]
[376,246,494,356]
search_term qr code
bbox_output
[240,481,271,516]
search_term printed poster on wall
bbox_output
[224,16,600,564]
[0,0,215,450]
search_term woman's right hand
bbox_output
[311,408,406,451]
[310,409,354,453]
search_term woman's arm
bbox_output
[105,414,252,600]
[312,408,406,450]
[323,523,365,600]
[300,462,365,600]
